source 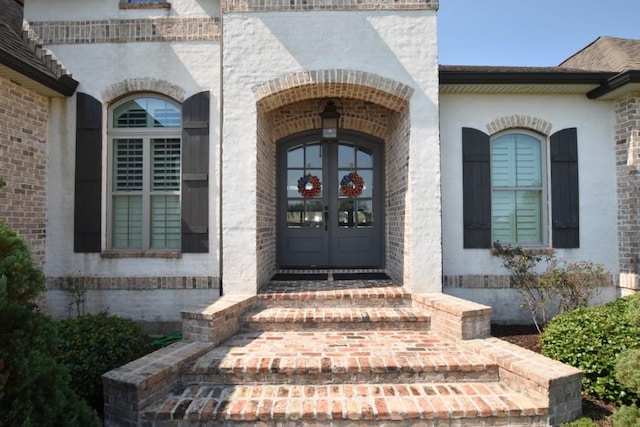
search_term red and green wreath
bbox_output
[297,174,322,198]
[340,172,364,198]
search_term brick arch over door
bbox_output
[253,70,413,113]
[253,69,412,285]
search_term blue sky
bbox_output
[438,0,640,66]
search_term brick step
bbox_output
[241,306,431,331]
[183,331,499,385]
[142,382,549,426]
[257,285,411,308]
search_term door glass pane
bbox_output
[357,170,373,198]
[357,147,373,168]
[305,144,322,168]
[356,200,373,227]
[286,200,305,227]
[287,200,324,228]
[338,144,355,168]
[338,199,355,228]
[287,145,304,168]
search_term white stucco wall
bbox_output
[222,10,441,294]
[440,93,620,322]
[44,42,221,279]
[24,1,223,325]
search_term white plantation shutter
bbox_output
[491,133,543,244]
[151,138,181,249]
[151,196,180,248]
[113,139,143,190]
[152,139,181,190]
[112,139,144,248]
[113,195,142,248]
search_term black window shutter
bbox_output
[181,91,210,253]
[74,93,102,253]
[462,127,492,248]
[550,128,579,248]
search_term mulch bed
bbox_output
[491,324,617,426]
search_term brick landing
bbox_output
[103,283,582,426]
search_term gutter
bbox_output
[587,70,640,99]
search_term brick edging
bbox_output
[467,337,583,426]
[412,292,491,340]
[102,341,213,427]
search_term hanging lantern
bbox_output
[320,100,340,140]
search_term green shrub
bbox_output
[560,417,598,427]
[613,405,640,427]
[0,220,45,307]
[0,217,100,426]
[0,304,100,426]
[56,312,149,413]
[541,296,640,405]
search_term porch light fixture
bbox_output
[320,100,341,140]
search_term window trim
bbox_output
[489,129,549,247]
[106,94,182,252]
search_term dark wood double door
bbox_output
[277,131,384,268]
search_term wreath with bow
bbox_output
[297,174,322,198]
[340,172,364,198]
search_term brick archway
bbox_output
[253,70,413,113]
[253,70,412,285]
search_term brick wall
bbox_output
[256,107,276,284]
[615,94,640,292]
[0,77,49,268]
[385,110,410,282]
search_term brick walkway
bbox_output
[104,281,583,426]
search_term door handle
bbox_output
[324,205,329,231]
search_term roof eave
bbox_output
[439,69,615,86]
[0,51,79,97]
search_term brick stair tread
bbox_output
[143,382,548,424]
[243,306,430,324]
[186,331,497,383]
[257,285,411,307]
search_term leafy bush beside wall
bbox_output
[541,295,640,406]
[56,312,150,414]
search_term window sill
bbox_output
[101,251,181,259]
[490,247,555,256]
[119,2,171,10]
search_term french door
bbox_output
[277,131,384,268]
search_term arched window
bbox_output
[108,95,182,250]
[490,131,546,245]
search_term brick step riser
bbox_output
[143,382,549,426]
[146,417,549,427]
[182,368,500,385]
[256,296,413,309]
[240,320,431,332]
